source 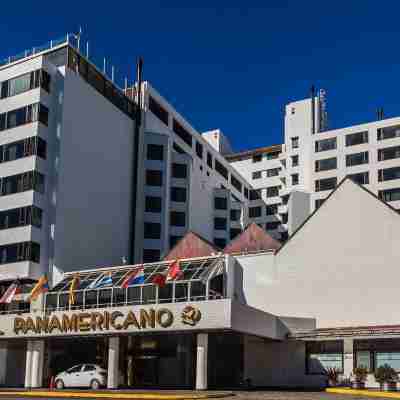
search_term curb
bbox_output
[327,388,400,398]
[0,391,233,399]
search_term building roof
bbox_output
[223,222,281,254]
[163,231,220,261]
[224,144,282,162]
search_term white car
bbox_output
[55,364,107,389]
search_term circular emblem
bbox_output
[181,305,201,326]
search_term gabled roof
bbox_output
[223,222,281,254]
[276,176,400,255]
[163,231,220,261]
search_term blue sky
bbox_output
[1,1,400,152]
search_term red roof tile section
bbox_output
[223,223,281,254]
[163,231,220,261]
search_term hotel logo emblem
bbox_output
[181,305,201,326]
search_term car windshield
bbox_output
[67,365,82,373]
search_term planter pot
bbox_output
[352,381,366,389]
[380,382,397,391]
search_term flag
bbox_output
[166,260,183,281]
[152,271,167,288]
[121,266,145,288]
[68,275,80,305]
[88,272,113,289]
[29,275,49,301]
[0,281,21,304]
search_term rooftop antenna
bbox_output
[86,41,89,59]
[73,26,82,52]
[124,77,128,93]
[112,66,115,82]
[311,85,316,134]
[103,58,106,74]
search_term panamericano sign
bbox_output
[13,306,201,335]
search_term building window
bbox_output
[146,170,163,186]
[149,96,169,126]
[172,163,187,179]
[0,241,40,265]
[266,186,280,197]
[214,197,228,210]
[171,187,187,202]
[292,173,299,185]
[230,228,242,240]
[230,209,241,221]
[250,189,262,200]
[306,341,343,374]
[291,136,299,149]
[292,155,299,167]
[172,119,192,147]
[315,157,337,172]
[244,187,249,199]
[347,172,369,185]
[169,235,182,249]
[346,131,368,146]
[378,166,400,182]
[144,223,161,239]
[0,171,45,196]
[213,238,226,248]
[252,154,262,163]
[252,171,262,180]
[266,152,280,160]
[266,221,280,230]
[266,204,278,215]
[170,211,186,227]
[143,249,161,263]
[230,175,242,193]
[0,206,42,230]
[315,177,337,192]
[145,196,162,213]
[346,151,369,167]
[214,217,227,230]
[249,206,262,218]
[379,188,400,202]
[0,103,49,132]
[207,152,213,168]
[215,159,228,180]
[315,137,337,152]
[0,136,46,163]
[377,125,400,141]
[146,144,164,161]
[281,213,288,224]
[378,146,400,162]
[196,141,203,159]
[173,142,186,155]
[315,199,325,209]
[267,168,280,177]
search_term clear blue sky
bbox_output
[1,1,400,152]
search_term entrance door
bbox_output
[135,356,158,386]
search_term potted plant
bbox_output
[353,366,368,389]
[326,367,340,387]
[374,364,398,391]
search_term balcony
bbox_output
[278,204,288,214]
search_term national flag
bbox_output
[151,271,167,288]
[88,272,113,289]
[121,266,145,288]
[29,275,49,301]
[166,259,183,281]
[0,281,21,304]
[68,275,80,305]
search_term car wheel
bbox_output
[90,379,101,390]
[55,379,64,390]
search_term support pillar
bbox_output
[24,341,33,388]
[196,333,208,390]
[343,338,354,380]
[107,337,120,389]
[30,341,45,388]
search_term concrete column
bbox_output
[24,341,33,388]
[343,338,354,380]
[107,337,120,389]
[196,333,208,390]
[30,341,45,388]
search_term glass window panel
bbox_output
[356,351,371,371]
[308,353,343,374]
[376,352,400,371]
[127,286,141,305]
[8,73,31,97]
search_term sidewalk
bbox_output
[327,388,400,398]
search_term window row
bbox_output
[0,241,40,265]
[249,204,279,217]
[252,167,281,180]
[0,103,49,132]
[250,186,280,200]
[0,136,46,164]
[252,151,280,163]
[0,171,45,196]
[0,69,50,99]
[0,206,42,230]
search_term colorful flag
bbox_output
[0,281,21,304]
[121,266,145,288]
[152,271,167,288]
[88,272,113,289]
[167,259,183,281]
[68,275,80,305]
[29,275,49,301]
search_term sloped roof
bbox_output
[163,231,220,261]
[223,222,281,254]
